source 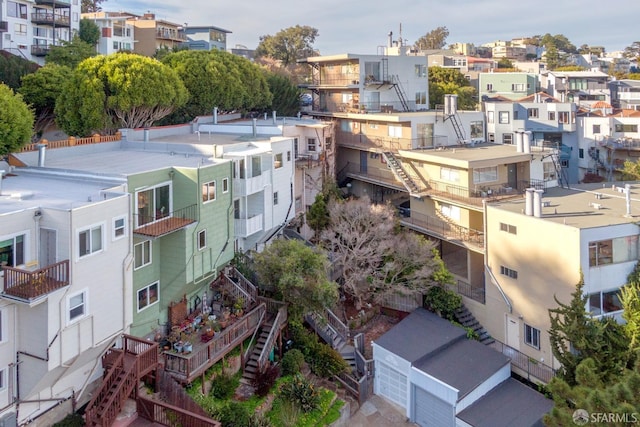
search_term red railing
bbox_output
[163,303,266,383]
[2,260,69,300]
[133,204,198,237]
[137,396,221,427]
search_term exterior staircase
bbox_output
[454,304,494,345]
[382,152,422,195]
[390,75,411,112]
[446,112,467,144]
[242,319,274,384]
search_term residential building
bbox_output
[541,70,610,107]
[124,12,186,57]
[577,104,640,181]
[299,35,429,113]
[610,79,640,110]
[479,72,539,102]
[230,44,255,60]
[373,308,552,427]
[425,50,469,73]
[183,25,230,51]
[0,162,130,425]
[480,183,640,372]
[81,11,135,55]
[484,92,578,184]
[1,0,81,64]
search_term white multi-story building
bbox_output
[0,164,130,426]
[80,11,135,55]
[1,0,81,65]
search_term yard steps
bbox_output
[241,321,275,384]
[454,305,494,345]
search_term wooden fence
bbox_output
[21,132,122,152]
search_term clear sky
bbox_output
[105,0,639,55]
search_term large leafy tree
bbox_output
[79,18,101,48]
[623,41,640,62]
[414,26,450,51]
[55,53,187,136]
[45,35,97,68]
[540,33,577,54]
[255,25,319,66]
[253,239,339,320]
[0,83,34,155]
[265,71,301,117]
[81,0,105,13]
[428,66,476,110]
[0,51,40,91]
[19,64,71,139]
[162,50,271,123]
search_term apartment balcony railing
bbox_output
[134,204,198,238]
[335,130,418,152]
[305,74,361,87]
[618,92,640,101]
[30,45,51,56]
[2,260,70,302]
[426,179,521,207]
[234,213,263,237]
[450,280,486,304]
[156,29,187,41]
[31,12,71,27]
[233,173,268,197]
[35,0,71,7]
[489,340,556,384]
[400,211,484,251]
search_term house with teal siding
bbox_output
[479,72,538,102]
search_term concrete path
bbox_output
[349,394,418,427]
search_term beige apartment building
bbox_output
[124,12,186,57]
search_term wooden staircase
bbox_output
[242,302,287,385]
[242,319,274,384]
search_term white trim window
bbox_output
[222,178,229,194]
[273,192,279,205]
[134,240,151,269]
[113,216,127,240]
[440,167,460,183]
[78,224,103,258]
[0,233,26,268]
[138,282,159,312]
[68,289,87,323]
[274,153,283,169]
[500,265,518,279]
[473,167,498,184]
[388,125,402,138]
[202,181,216,203]
[499,111,510,124]
[307,138,317,152]
[524,324,540,349]
[198,230,207,250]
[589,289,623,315]
[136,183,171,227]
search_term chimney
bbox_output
[143,128,150,143]
[252,118,257,137]
[525,188,534,216]
[523,131,532,154]
[533,189,544,217]
[213,107,218,124]
[388,31,393,48]
[37,143,47,167]
[272,111,277,125]
[515,131,524,152]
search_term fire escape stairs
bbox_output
[588,146,613,181]
[382,152,423,196]
[445,112,467,144]
[85,357,137,427]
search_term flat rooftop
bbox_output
[490,182,640,229]
[400,143,543,168]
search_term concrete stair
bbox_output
[454,305,494,345]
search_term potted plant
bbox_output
[183,341,193,353]
[174,340,183,353]
[234,297,245,317]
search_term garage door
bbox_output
[376,362,407,408]
[414,385,455,427]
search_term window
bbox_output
[222,178,229,193]
[307,138,317,152]
[287,151,291,162]
[560,159,569,168]
[487,111,494,124]
[486,83,493,91]
[527,108,539,118]
[273,191,279,205]
[136,184,171,227]
[415,64,427,77]
[14,23,27,36]
[499,111,510,124]
[512,83,525,92]
[293,138,299,159]
[488,133,495,143]
[473,167,498,183]
[202,181,216,202]
[440,167,460,183]
[589,236,638,267]
[503,133,513,144]
[500,265,518,279]
[137,282,159,312]
[499,223,517,234]
[543,162,557,181]
[0,368,5,391]
[593,124,601,134]
[589,289,623,315]
[251,156,262,177]
[198,230,206,250]
[579,148,584,159]
[470,121,484,139]
[614,124,638,133]
[134,240,151,269]
[274,153,283,169]
[0,234,25,268]
[68,290,87,322]
[440,204,460,220]
[415,91,427,105]
[78,225,103,258]
[113,217,126,240]
[558,111,571,124]
[524,324,540,349]
[388,126,402,138]
[7,1,27,19]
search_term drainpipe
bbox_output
[213,107,218,124]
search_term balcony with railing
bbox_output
[233,173,268,197]
[2,260,70,302]
[31,12,71,27]
[31,45,51,56]
[235,213,263,237]
[426,179,522,208]
[156,28,187,41]
[336,130,417,152]
[134,204,198,237]
[400,211,484,252]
